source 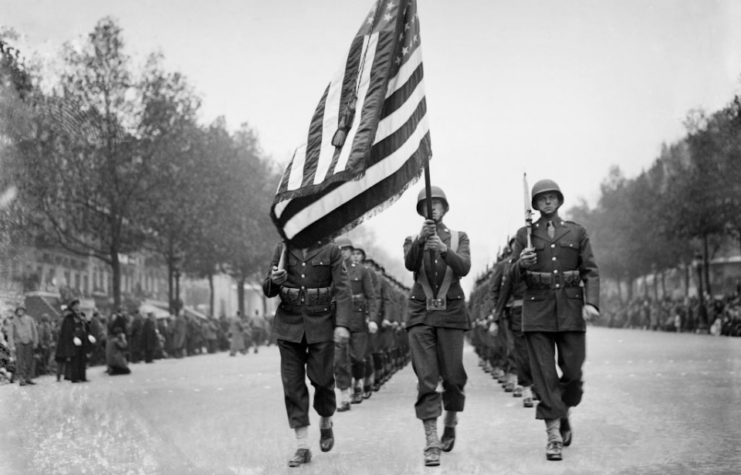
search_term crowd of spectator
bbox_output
[599,293,741,337]
[0,301,272,386]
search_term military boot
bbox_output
[423,418,441,466]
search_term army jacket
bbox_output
[510,217,600,332]
[263,241,352,344]
[404,222,471,330]
[346,261,378,332]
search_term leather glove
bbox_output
[271,266,288,285]
[582,304,599,323]
[73,337,82,346]
[368,321,378,334]
[334,326,350,345]
[519,247,537,269]
[419,219,436,241]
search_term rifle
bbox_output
[523,173,533,249]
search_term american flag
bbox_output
[270,0,432,248]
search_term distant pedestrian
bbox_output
[229,313,246,356]
[36,313,53,375]
[142,312,158,363]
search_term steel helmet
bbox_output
[335,236,354,250]
[416,186,449,217]
[531,179,564,208]
[353,246,367,260]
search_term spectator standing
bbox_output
[55,300,94,383]
[36,313,53,375]
[8,306,38,386]
[142,312,158,363]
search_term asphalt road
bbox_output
[1,327,740,475]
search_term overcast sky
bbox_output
[4,0,741,291]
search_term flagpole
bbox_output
[424,164,434,219]
[277,240,288,271]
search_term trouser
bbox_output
[144,350,154,363]
[15,342,34,382]
[408,324,467,420]
[525,331,585,420]
[364,332,376,381]
[334,331,368,390]
[510,327,532,387]
[278,337,336,428]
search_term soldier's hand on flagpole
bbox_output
[368,321,378,334]
[519,247,537,269]
[419,219,437,240]
[271,266,288,285]
[426,235,447,253]
[334,326,350,344]
[582,304,599,323]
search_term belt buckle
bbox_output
[426,298,446,311]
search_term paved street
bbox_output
[1,327,740,475]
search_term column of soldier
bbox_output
[264,179,600,467]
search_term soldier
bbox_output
[333,237,377,410]
[404,186,471,467]
[351,246,381,400]
[510,179,600,461]
[494,237,535,407]
[262,238,352,467]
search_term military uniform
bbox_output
[333,250,377,404]
[405,223,471,420]
[262,241,352,429]
[510,218,599,425]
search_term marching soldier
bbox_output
[351,245,381,399]
[510,179,600,461]
[404,186,471,467]
[262,238,352,467]
[494,237,535,407]
[333,237,377,410]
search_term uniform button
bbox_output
[301,274,306,278]
[435,260,438,264]
[551,244,555,248]
[552,257,557,261]
[302,263,306,267]
[556,284,560,288]
[320,262,323,264]
[301,286,306,290]
[553,270,558,274]
[301,298,305,303]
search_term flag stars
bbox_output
[367,15,374,26]
[384,12,393,22]
[399,32,404,41]
[414,34,419,44]
[402,46,409,56]
[395,56,401,65]
[405,22,411,31]
[386,1,395,10]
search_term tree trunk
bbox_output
[626,275,634,302]
[237,275,246,317]
[643,275,649,298]
[660,270,666,298]
[653,271,659,301]
[703,233,712,297]
[110,249,122,309]
[208,273,215,317]
[684,263,690,297]
[167,260,174,313]
[616,276,623,304]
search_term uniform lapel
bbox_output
[551,220,571,243]
[303,243,324,262]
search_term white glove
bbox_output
[73,337,82,346]
[382,319,393,328]
[334,327,350,345]
[368,321,378,334]
[88,335,97,344]
[582,304,599,323]
[488,322,498,336]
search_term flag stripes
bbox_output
[271,0,431,247]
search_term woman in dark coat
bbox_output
[55,300,93,383]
